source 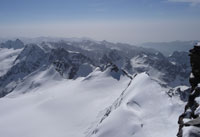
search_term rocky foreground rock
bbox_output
[177,43,200,137]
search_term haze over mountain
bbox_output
[1,0,200,43]
[140,40,199,56]
[1,36,199,56]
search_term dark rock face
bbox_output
[0,39,24,49]
[167,87,190,102]
[189,47,200,90]
[49,48,94,79]
[0,44,48,97]
[177,44,200,137]
[168,51,190,68]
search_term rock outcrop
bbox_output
[177,42,200,137]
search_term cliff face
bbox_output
[177,43,200,137]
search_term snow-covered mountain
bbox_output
[140,40,198,56]
[0,39,24,49]
[0,48,22,77]
[0,39,191,137]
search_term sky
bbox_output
[0,0,200,44]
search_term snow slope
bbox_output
[0,69,185,137]
[0,67,131,137]
[0,48,22,76]
[88,73,185,137]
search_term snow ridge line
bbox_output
[86,73,137,137]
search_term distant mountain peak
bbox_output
[0,39,24,49]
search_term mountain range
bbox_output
[0,38,192,137]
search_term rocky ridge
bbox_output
[177,43,200,137]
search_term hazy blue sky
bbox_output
[0,0,200,44]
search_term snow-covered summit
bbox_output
[88,73,184,137]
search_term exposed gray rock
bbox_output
[177,43,200,137]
